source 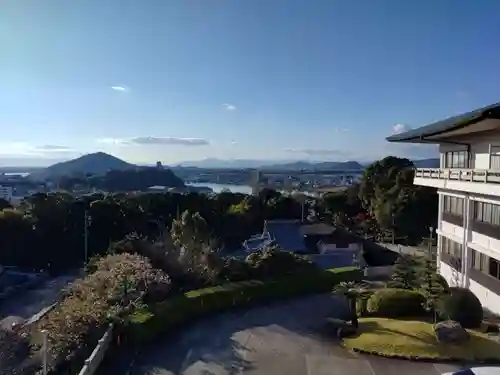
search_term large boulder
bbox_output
[434,320,469,344]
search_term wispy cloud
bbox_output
[384,123,438,160]
[285,148,348,156]
[97,136,209,147]
[34,145,73,152]
[130,137,209,146]
[0,143,75,157]
[392,123,412,134]
[97,138,128,145]
[223,103,236,111]
[111,86,129,92]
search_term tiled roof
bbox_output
[386,102,500,142]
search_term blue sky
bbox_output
[1,0,500,166]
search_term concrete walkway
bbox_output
[99,294,477,375]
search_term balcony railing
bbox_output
[442,212,463,226]
[415,168,500,184]
[471,220,500,241]
[441,252,462,271]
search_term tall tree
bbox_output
[388,254,420,290]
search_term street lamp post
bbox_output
[428,226,434,254]
[41,329,48,375]
[392,214,396,245]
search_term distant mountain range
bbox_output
[411,158,440,168]
[174,157,440,170]
[3,153,440,178]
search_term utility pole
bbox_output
[428,226,434,259]
[84,210,89,264]
[41,329,48,375]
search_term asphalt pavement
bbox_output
[0,274,77,323]
[99,294,473,375]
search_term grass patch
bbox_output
[343,317,500,361]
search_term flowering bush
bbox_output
[42,253,171,366]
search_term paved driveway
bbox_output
[103,295,471,375]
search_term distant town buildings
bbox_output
[0,185,13,202]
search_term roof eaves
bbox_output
[385,102,500,143]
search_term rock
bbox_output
[325,318,357,338]
[337,326,357,339]
[434,320,469,344]
[485,323,500,334]
[325,318,350,329]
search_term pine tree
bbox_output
[421,256,445,322]
[388,254,418,290]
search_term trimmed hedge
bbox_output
[366,288,425,318]
[439,287,483,328]
[125,267,362,343]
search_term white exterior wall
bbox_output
[440,221,464,242]
[438,131,500,170]
[469,229,500,260]
[439,261,461,288]
[431,133,500,315]
[434,193,500,315]
[472,143,490,169]
[469,278,500,314]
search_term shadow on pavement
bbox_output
[120,294,351,375]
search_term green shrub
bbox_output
[126,267,363,343]
[244,247,318,279]
[219,257,254,282]
[439,287,483,328]
[435,274,449,292]
[366,288,425,318]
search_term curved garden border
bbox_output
[341,344,500,365]
[124,267,362,344]
[88,267,363,375]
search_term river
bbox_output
[186,182,253,194]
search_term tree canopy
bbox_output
[323,156,437,244]
[0,188,309,273]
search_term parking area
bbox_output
[101,294,471,375]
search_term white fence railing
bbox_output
[415,168,500,183]
[77,324,114,375]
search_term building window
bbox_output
[443,196,464,217]
[471,249,486,272]
[470,250,500,281]
[445,151,468,168]
[473,201,500,226]
[441,236,462,270]
[489,257,500,280]
[491,154,500,169]
[442,237,462,258]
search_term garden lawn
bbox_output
[343,317,500,361]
